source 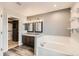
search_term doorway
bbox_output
[8,17,19,49]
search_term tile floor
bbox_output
[8,40,18,49]
[4,45,34,56]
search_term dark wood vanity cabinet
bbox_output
[22,35,35,48]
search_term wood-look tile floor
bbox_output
[8,40,18,49]
[4,45,34,56]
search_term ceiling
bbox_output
[0,2,75,16]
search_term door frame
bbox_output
[0,7,3,56]
[0,7,22,56]
[8,17,19,50]
[0,8,8,55]
[3,9,23,55]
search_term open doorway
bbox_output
[8,17,19,49]
[5,17,34,56]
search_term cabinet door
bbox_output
[25,36,30,46]
[29,36,34,48]
[22,36,34,48]
[22,35,26,45]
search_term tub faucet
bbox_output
[40,42,46,47]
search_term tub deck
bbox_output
[37,35,79,56]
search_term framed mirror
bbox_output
[35,22,43,33]
[25,23,34,32]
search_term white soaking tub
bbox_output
[36,35,79,56]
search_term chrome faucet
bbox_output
[40,42,46,47]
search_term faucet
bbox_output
[40,42,46,47]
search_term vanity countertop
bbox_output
[23,32,43,37]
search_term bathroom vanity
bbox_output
[22,35,35,48]
[22,33,42,55]
[22,33,42,47]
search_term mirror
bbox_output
[24,22,43,33]
[25,23,34,32]
[35,22,43,33]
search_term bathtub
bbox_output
[36,35,79,56]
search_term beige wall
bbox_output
[27,8,71,36]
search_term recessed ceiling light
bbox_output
[53,4,57,7]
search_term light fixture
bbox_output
[53,4,57,7]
